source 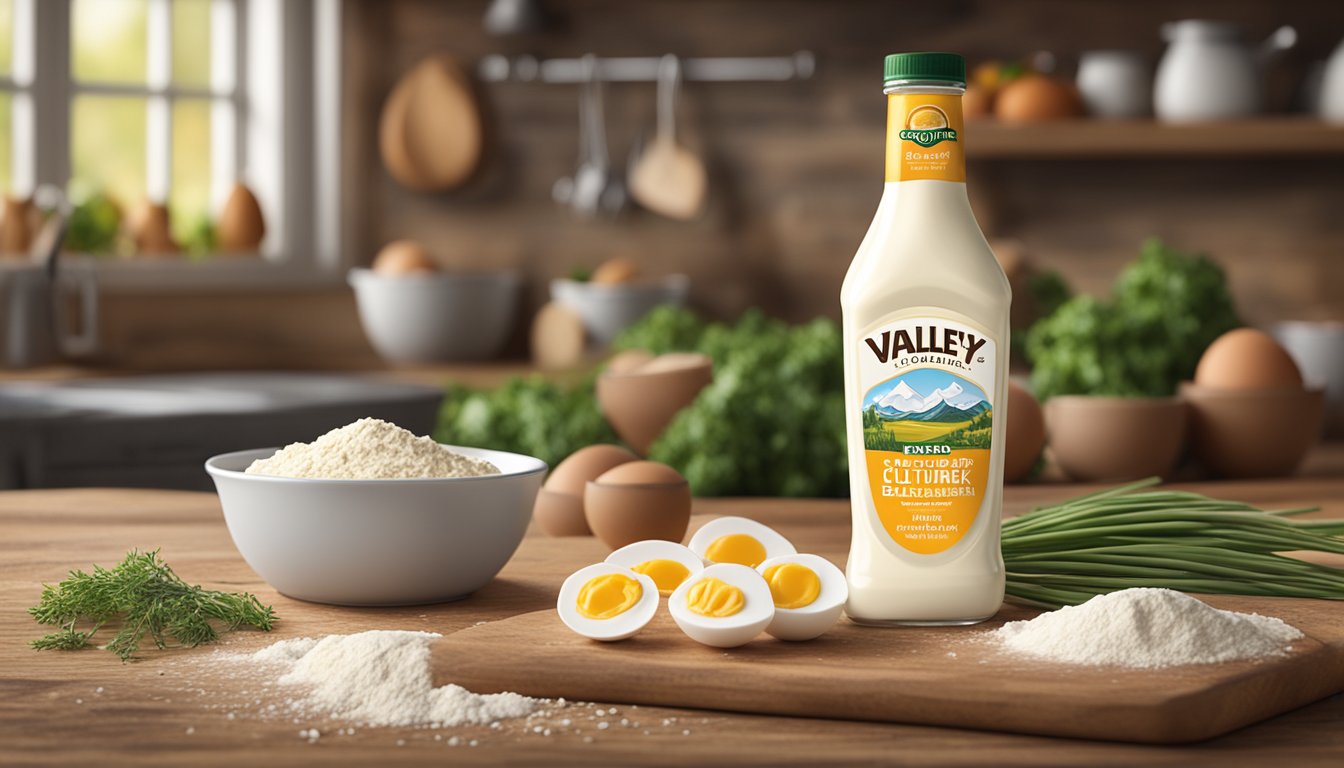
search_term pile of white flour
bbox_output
[247,630,541,727]
[993,588,1303,668]
[246,418,499,480]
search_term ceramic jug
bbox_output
[1154,21,1296,122]
[1077,50,1151,118]
[1320,37,1344,122]
[0,260,98,368]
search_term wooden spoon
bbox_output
[380,55,484,191]
[629,55,706,220]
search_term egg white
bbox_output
[604,540,705,595]
[556,562,659,642]
[756,553,848,641]
[668,563,775,648]
[688,516,797,567]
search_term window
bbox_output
[0,0,343,287]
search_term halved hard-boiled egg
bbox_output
[688,517,796,569]
[557,562,659,642]
[756,553,848,641]
[605,540,704,597]
[668,563,775,648]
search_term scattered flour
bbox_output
[993,588,1303,668]
[246,630,541,727]
[245,418,498,480]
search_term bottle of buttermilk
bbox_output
[842,52,1009,626]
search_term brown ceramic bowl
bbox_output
[1044,395,1187,482]
[596,354,713,455]
[584,463,692,551]
[1180,382,1325,478]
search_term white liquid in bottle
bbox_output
[842,53,1009,626]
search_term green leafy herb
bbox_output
[1026,239,1240,400]
[615,306,848,497]
[1003,479,1344,608]
[30,550,276,661]
[437,376,618,468]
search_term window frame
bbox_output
[3,0,345,291]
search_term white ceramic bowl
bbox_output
[551,275,689,343]
[205,446,546,606]
[349,268,520,363]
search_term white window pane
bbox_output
[172,0,211,88]
[72,0,148,84]
[171,98,212,254]
[0,0,12,77]
[0,93,10,193]
[71,95,146,207]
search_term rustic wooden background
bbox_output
[93,0,1344,370]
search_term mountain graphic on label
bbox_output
[861,370,992,450]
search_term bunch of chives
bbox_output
[1001,478,1344,608]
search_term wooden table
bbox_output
[3,478,1343,767]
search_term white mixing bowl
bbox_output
[349,268,520,363]
[206,446,546,606]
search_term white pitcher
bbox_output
[1154,20,1296,122]
[1320,37,1344,122]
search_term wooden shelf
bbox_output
[967,118,1344,158]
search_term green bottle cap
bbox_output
[883,52,966,86]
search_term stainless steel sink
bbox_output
[0,372,445,490]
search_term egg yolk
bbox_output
[631,559,691,596]
[685,577,745,618]
[576,573,642,620]
[703,534,767,568]
[762,563,821,609]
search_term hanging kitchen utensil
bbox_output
[482,0,549,35]
[379,55,484,191]
[629,55,706,221]
[553,55,626,218]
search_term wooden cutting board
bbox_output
[431,594,1344,744]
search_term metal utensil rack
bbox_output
[477,51,815,83]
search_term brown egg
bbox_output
[1194,328,1304,391]
[1004,381,1046,483]
[597,352,713,455]
[531,302,588,371]
[590,257,639,285]
[373,240,437,275]
[217,183,266,252]
[963,83,995,120]
[129,200,180,257]
[545,444,639,497]
[994,74,1083,122]
[584,461,692,550]
[532,488,593,537]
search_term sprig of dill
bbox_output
[29,549,276,661]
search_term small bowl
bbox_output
[550,275,689,344]
[206,446,547,606]
[1180,383,1325,478]
[597,354,713,455]
[584,471,691,550]
[350,268,520,363]
[1044,395,1187,482]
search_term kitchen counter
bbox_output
[3,473,1343,766]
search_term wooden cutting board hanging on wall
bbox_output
[379,55,485,192]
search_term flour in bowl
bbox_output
[992,588,1303,668]
[245,418,499,480]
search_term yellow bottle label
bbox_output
[885,93,965,183]
[858,316,994,554]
